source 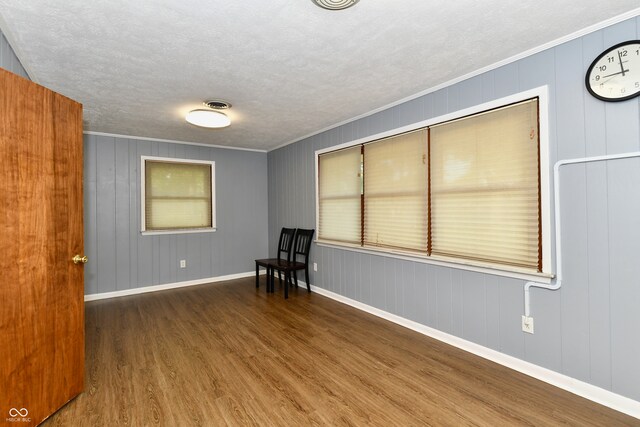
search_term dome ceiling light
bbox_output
[185,100,232,128]
[312,0,359,11]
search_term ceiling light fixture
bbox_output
[186,100,232,128]
[312,0,359,10]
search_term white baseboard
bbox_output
[301,282,640,420]
[84,270,264,302]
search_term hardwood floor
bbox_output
[44,277,638,426]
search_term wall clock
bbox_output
[585,40,640,102]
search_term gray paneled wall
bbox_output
[84,134,269,295]
[268,16,640,402]
[0,27,29,78]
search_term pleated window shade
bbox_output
[144,160,213,230]
[364,130,428,252]
[318,146,362,244]
[429,99,540,270]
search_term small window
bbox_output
[141,156,215,234]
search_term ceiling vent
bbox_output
[205,100,232,110]
[312,0,359,10]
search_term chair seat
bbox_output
[268,260,305,271]
[255,258,280,266]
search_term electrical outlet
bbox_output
[313,262,317,272]
[180,260,186,268]
[521,315,534,334]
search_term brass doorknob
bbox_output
[72,255,88,264]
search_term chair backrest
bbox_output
[291,228,315,264]
[277,227,296,262]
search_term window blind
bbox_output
[145,160,213,230]
[318,146,362,244]
[363,129,428,252]
[429,99,540,270]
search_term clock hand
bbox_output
[600,70,628,79]
[618,50,626,77]
[597,70,631,87]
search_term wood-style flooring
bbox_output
[44,277,638,426]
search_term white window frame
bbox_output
[140,156,216,235]
[314,86,552,282]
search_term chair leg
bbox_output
[305,267,311,292]
[269,267,274,293]
[266,266,271,292]
[284,271,289,299]
[293,270,299,288]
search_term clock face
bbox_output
[586,40,640,102]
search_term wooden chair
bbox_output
[255,227,296,293]
[267,228,315,299]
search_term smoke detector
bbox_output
[312,0,359,10]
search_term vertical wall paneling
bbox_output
[582,28,613,391]
[0,28,29,78]
[607,158,640,399]
[96,137,117,293]
[435,267,453,334]
[461,271,486,346]
[496,276,525,360]
[585,162,612,390]
[267,16,640,402]
[558,166,589,380]
[423,265,437,328]
[450,269,464,337]
[383,257,397,315]
[136,140,154,286]
[359,253,372,306]
[128,139,139,289]
[484,275,501,351]
[84,135,268,295]
[555,37,591,381]
[115,140,131,290]
[84,136,98,295]
[343,251,355,300]
[457,75,483,111]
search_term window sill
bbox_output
[141,228,216,236]
[315,240,554,284]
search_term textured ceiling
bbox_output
[0,1,639,151]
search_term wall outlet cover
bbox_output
[522,315,534,334]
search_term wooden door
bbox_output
[0,68,84,425]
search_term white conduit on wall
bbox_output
[524,150,640,318]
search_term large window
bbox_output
[316,96,544,274]
[141,156,215,234]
